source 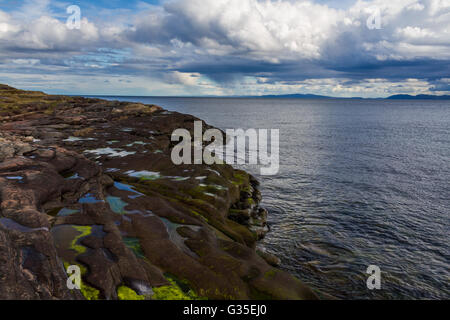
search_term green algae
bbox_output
[190,209,209,223]
[117,285,145,300]
[232,172,247,185]
[246,198,255,206]
[123,237,145,259]
[71,226,92,255]
[153,278,200,300]
[81,282,101,300]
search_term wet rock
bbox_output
[257,249,281,267]
[0,84,318,300]
[229,209,252,224]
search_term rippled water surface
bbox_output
[94,96,449,299]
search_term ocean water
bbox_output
[92,96,449,300]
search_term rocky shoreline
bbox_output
[0,84,317,300]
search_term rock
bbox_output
[257,249,282,267]
[73,128,94,137]
[229,209,252,224]
[99,175,114,187]
[0,84,318,300]
[63,116,86,125]
[112,103,162,116]
[0,133,36,161]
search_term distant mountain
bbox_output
[387,94,450,100]
[247,93,450,100]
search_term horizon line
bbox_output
[68,93,450,100]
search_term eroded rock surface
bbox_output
[0,84,317,300]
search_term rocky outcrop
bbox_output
[0,133,36,161]
[0,84,317,300]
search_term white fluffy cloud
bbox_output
[0,0,449,96]
[0,11,100,51]
[125,0,450,61]
[161,0,343,58]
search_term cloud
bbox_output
[429,77,450,91]
[129,0,343,59]
[0,0,449,96]
[0,11,100,52]
[165,71,202,85]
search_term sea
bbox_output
[88,96,450,300]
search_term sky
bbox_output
[0,0,449,97]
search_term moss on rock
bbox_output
[117,286,145,300]
[152,277,202,300]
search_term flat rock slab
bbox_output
[0,84,317,300]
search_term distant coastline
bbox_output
[78,93,450,100]
[238,93,450,100]
[384,94,450,100]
